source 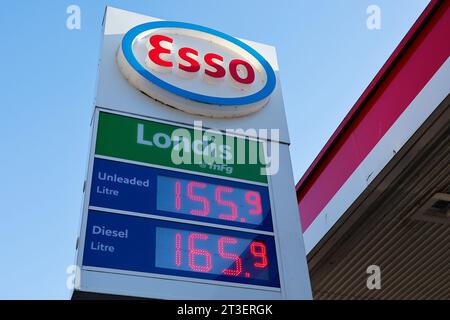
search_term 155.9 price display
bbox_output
[157,176,268,226]
[90,158,273,231]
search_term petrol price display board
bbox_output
[84,210,279,287]
[81,111,280,288]
[89,157,273,231]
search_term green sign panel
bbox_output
[95,112,268,183]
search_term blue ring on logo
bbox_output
[121,21,276,106]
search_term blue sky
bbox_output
[0,0,429,299]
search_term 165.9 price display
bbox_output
[83,211,280,287]
[156,228,273,282]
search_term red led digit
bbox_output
[218,237,242,276]
[245,191,262,215]
[175,232,182,266]
[215,186,238,221]
[188,233,212,272]
[187,181,210,216]
[250,241,268,268]
[174,181,182,211]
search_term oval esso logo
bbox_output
[116,21,276,118]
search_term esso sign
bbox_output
[147,34,256,85]
[116,21,276,118]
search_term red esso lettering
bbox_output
[178,47,200,73]
[148,34,173,67]
[204,53,226,79]
[147,34,255,85]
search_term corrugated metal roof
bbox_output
[308,95,450,300]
